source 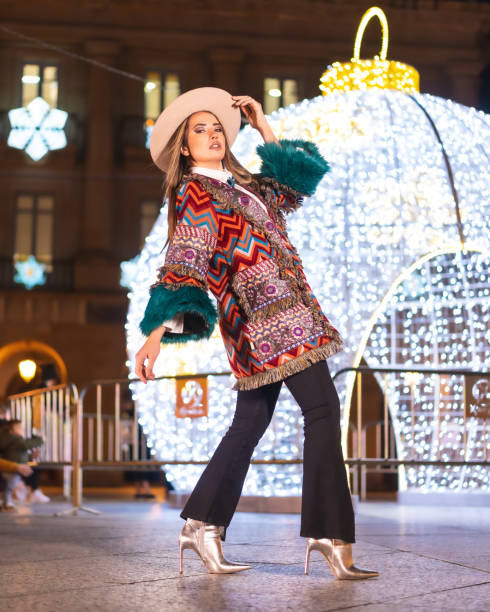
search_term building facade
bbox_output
[0,0,489,398]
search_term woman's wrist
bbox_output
[257,121,279,144]
[149,325,167,340]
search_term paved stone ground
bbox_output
[0,497,489,611]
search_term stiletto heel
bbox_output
[304,538,379,580]
[178,519,252,574]
[304,540,312,575]
[179,537,185,574]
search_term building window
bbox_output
[14,194,54,266]
[22,63,59,108]
[140,200,160,247]
[144,72,181,147]
[263,77,299,114]
[479,64,490,114]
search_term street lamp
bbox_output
[18,359,37,383]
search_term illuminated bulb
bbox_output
[18,359,36,382]
[21,75,40,84]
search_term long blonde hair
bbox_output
[162,112,253,246]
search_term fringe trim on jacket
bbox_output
[232,334,343,391]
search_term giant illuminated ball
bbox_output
[126,7,489,495]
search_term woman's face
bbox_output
[182,111,226,169]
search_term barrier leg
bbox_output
[55,399,101,516]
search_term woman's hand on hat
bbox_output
[232,95,267,131]
[232,95,278,144]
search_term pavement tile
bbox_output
[343,581,490,612]
[1,501,489,611]
[360,534,490,573]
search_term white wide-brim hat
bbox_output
[149,86,241,172]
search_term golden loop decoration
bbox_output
[319,6,419,94]
[353,6,389,61]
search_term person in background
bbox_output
[14,363,60,505]
[0,420,43,511]
[0,455,33,510]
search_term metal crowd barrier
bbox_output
[333,366,490,500]
[4,366,489,514]
[6,383,78,499]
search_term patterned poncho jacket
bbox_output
[140,139,343,391]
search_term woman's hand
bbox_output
[17,464,33,477]
[31,448,41,461]
[135,328,165,384]
[232,95,279,144]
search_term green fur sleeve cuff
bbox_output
[139,283,218,343]
[256,139,330,196]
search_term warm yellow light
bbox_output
[268,88,282,98]
[144,81,157,92]
[403,371,423,386]
[353,6,388,61]
[319,6,420,95]
[18,359,37,382]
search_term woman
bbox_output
[135,87,378,579]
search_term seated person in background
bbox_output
[0,420,43,511]
[13,446,51,505]
[0,457,34,505]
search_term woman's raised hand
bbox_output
[231,95,267,131]
[232,95,279,145]
[135,329,164,384]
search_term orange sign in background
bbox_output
[175,376,208,418]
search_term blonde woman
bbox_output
[135,88,378,580]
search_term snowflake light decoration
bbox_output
[14,255,46,289]
[8,96,68,161]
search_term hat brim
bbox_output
[149,87,241,172]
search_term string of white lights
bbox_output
[125,88,489,495]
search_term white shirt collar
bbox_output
[191,164,269,214]
[191,165,233,183]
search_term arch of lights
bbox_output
[125,7,489,495]
[354,247,489,492]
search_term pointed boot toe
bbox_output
[305,538,379,580]
[179,519,253,574]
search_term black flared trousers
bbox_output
[180,360,355,542]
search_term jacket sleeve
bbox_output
[9,434,44,451]
[255,139,330,214]
[139,181,219,343]
[0,457,22,472]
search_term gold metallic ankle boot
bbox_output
[179,519,252,574]
[305,538,379,579]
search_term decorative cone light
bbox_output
[126,7,489,496]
